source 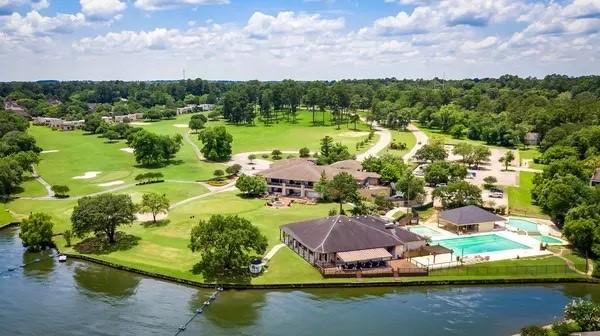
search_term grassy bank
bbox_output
[508,171,548,218]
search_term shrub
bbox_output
[63,229,72,247]
[483,176,498,189]
[328,208,337,216]
[299,147,310,158]
[261,154,269,159]
[564,299,600,331]
[213,169,225,180]
[226,163,242,176]
[551,321,579,336]
[520,325,547,336]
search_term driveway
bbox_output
[356,122,392,161]
[403,123,428,162]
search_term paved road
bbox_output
[356,122,392,162]
[402,123,429,162]
[31,165,54,198]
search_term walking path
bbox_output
[402,123,428,162]
[169,181,236,209]
[31,165,54,198]
[553,247,594,277]
[356,122,391,161]
[183,131,204,161]
[263,243,286,262]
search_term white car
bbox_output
[489,191,504,199]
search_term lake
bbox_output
[1,226,599,336]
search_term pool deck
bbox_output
[412,226,553,268]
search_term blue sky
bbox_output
[0,0,598,81]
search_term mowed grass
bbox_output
[56,191,350,284]
[508,171,548,219]
[29,125,220,196]
[14,176,47,198]
[382,129,417,157]
[0,203,16,227]
[7,181,209,233]
[518,148,546,170]
[194,110,373,154]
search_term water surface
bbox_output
[1,227,599,336]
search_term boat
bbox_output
[58,255,67,262]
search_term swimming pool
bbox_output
[407,225,445,238]
[507,218,539,233]
[531,235,563,244]
[434,234,531,256]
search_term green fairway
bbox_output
[28,125,220,196]
[193,110,373,154]
[14,176,47,198]
[508,171,548,219]
[7,181,209,233]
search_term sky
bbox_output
[0,0,598,81]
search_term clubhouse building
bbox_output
[257,159,383,199]
[280,215,430,269]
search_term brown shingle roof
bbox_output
[329,160,363,171]
[258,159,379,182]
[281,215,423,253]
[439,205,505,225]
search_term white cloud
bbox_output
[245,11,344,39]
[361,7,434,36]
[133,0,228,11]
[2,11,86,38]
[80,0,126,21]
[460,36,497,52]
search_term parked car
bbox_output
[490,191,504,198]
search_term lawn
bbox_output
[382,129,417,157]
[418,124,507,149]
[28,125,221,196]
[548,246,588,273]
[194,109,373,154]
[7,181,209,233]
[14,176,47,198]
[507,171,548,219]
[0,203,16,227]
[55,191,353,284]
[518,148,546,170]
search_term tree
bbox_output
[247,153,256,163]
[483,176,497,189]
[71,193,136,244]
[63,229,72,247]
[213,169,225,180]
[299,147,310,158]
[322,172,359,214]
[414,142,447,162]
[198,126,233,162]
[51,185,70,198]
[104,130,120,142]
[499,150,515,171]
[472,145,491,169]
[395,171,426,202]
[19,212,54,251]
[433,181,482,209]
[189,214,268,279]
[189,118,205,133]
[533,174,590,224]
[320,136,333,158]
[349,113,360,130]
[380,163,405,184]
[271,149,282,160]
[139,192,169,223]
[84,114,103,133]
[0,156,24,197]
[235,174,267,197]
[226,163,242,176]
[131,130,183,167]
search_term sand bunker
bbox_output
[73,171,101,180]
[130,122,149,125]
[173,124,189,128]
[120,147,134,153]
[98,180,124,187]
[339,131,368,138]
[136,212,168,222]
[41,150,60,154]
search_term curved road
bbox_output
[356,122,392,162]
[402,123,429,162]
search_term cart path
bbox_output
[356,121,392,162]
[183,131,204,161]
[31,165,55,198]
[402,123,428,162]
[263,243,286,262]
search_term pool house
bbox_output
[438,205,505,234]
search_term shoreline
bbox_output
[63,252,600,290]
